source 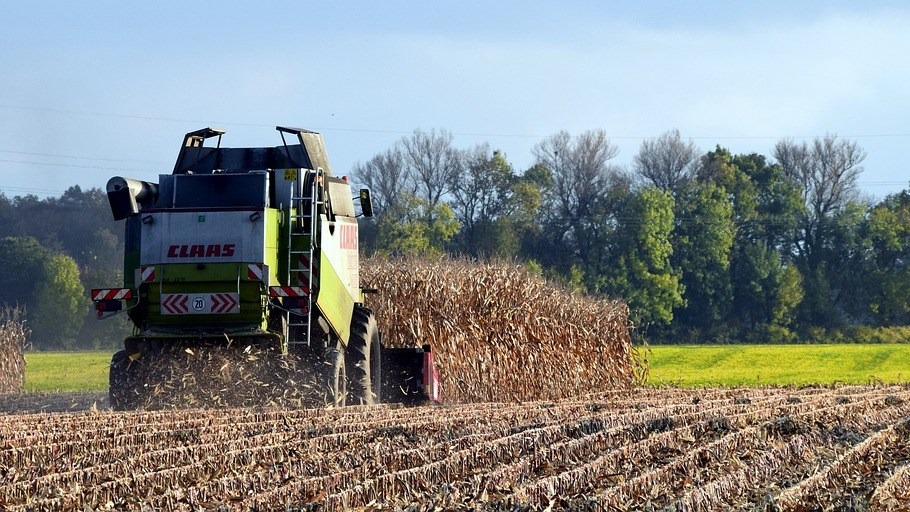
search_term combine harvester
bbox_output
[92,126,439,409]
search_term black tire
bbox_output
[268,307,289,354]
[109,350,139,410]
[321,340,347,407]
[346,307,378,405]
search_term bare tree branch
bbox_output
[633,129,698,193]
[532,129,625,261]
[400,129,460,213]
[351,147,412,215]
[774,134,865,219]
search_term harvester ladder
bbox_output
[286,168,322,347]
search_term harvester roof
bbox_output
[173,126,333,176]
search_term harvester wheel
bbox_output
[269,306,291,354]
[109,350,140,410]
[346,307,378,405]
[322,341,347,407]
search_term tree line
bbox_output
[1,128,906,347]
[354,128,910,343]
[0,187,129,349]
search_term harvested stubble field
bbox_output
[4,260,909,510]
[1,385,910,511]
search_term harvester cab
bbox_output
[93,126,440,409]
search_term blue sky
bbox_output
[1,1,909,200]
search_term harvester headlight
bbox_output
[249,212,262,222]
[141,215,154,225]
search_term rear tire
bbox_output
[269,308,290,354]
[346,307,378,405]
[321,340,347,407]
[109,350,140,410]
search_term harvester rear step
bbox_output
[379,344,441,404]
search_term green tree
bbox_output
[815,202,867,326]
[374,194,460,257]
[512,163,552,262]
[730,242,804,339]
[699,148,806,338]
[671,182,735,332]
[42,187,128,348]
[49,186,122,271]
[604,188,684,327]
[0,237,87,348]
[32,253,88,348]
[773,265,804,327]
[0,194,14,238]
[840,192,910,326]
[0,237,51,307]
[0,188,128,348]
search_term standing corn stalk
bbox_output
[0,307,28,393]
[363,256,641,403]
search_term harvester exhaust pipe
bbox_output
[106,177,159,220]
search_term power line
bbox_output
[0,148,163,165]
[2,103,910,141]
[0,158,160,174]
[858,181,908,187]
[0,103,260,127]
[0,185,67,197]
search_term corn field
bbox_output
[362,256,641,403]
[0,307,27,394]
[0,385,909,510]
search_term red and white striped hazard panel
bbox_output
[160,293,239,315]
[247,264,264,281]
[296,254,318,287]
[91,288,133,301]
[268,286,309,297]
[140,266,155,283]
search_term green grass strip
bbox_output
[646,344,910,387]
[21,344,910,393]
[24,351,110,392]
